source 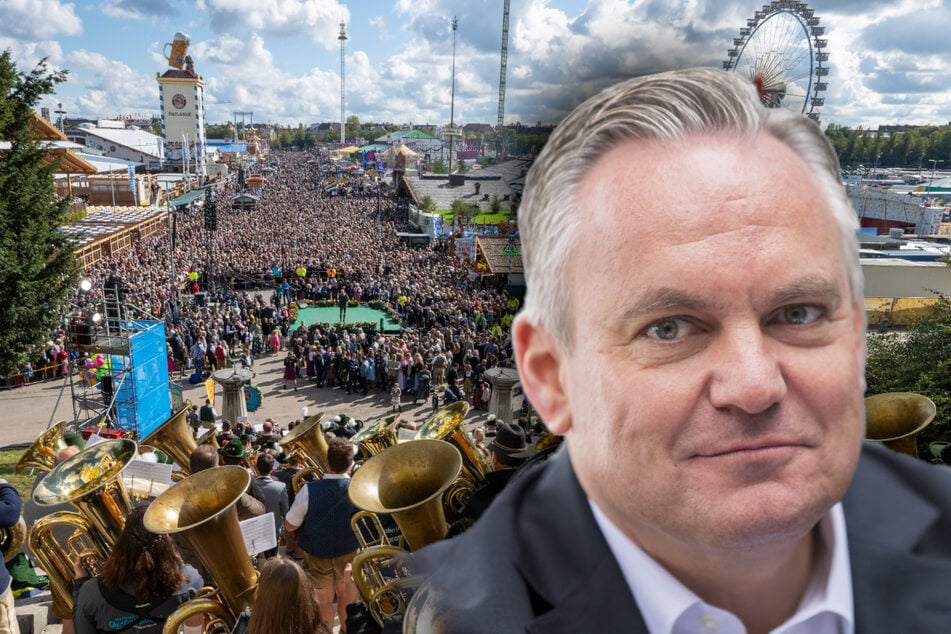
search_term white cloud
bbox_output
[0,0,82,39]
[369,15,389,41]
[66,49,160,117]
[196,0,350,48]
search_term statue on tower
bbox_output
[162,32,191,70]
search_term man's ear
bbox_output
[512,314,573,435]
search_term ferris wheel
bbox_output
[723,1,828,121]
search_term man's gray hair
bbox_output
[518,67,861,346]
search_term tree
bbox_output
[450,198,480,232]
[418,195,436,214]
[430,158,448,174]
[0,51,76,376]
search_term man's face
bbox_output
[533,133,865,558]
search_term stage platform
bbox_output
[291,305,401,334]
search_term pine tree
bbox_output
[0,51,76,377]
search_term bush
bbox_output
[865,296,951,453]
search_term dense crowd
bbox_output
[72,150,519,416]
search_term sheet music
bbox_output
[252,423,264,433]
[123,460,173,498]
[239,512,277,556]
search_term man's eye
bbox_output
[777,304,824,325]
[643,318,691,341]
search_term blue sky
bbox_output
[2,0,949,129]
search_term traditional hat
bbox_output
[487,423,533,459]
[219,442,249,460]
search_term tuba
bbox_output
[865,392,936,458]
[141,404,197,474]
[351,414,401,459]
[29,438,137,613]
[348,440,461,627]
[17,420,69,473]
[415,401,489,516]
[144,465,258,634]
[279,412,329,474]
[1,517,26,563]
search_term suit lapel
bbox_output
[516,451,649,633]
[844,444,951,634]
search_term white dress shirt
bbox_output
[589,500,854,634]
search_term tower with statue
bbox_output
[156,32,208,177]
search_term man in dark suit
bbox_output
[413,68,951,632]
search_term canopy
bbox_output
[383,145,417,162]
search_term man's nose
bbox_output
[708,326,787,415]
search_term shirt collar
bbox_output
[322,472,350,480]
[589,500,853,634]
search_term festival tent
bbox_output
[383,145,417,163]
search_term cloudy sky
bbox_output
[1,0,948,130]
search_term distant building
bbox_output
[74,121,164,166]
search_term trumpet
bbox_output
[29,438,137,612]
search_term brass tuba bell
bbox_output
[144,465,258,634]
[29,438,138,613]
[140,403,198,474]
[349,439,461,552]
[351,414,401,459]
[0,517,26,563]
[348,440,461,628]
[865,392,936,458]
[415,401,489,516]
[279,412,329,474]
[17,420,69,473]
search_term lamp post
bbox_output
[448,17,458,175]
[376,182,382,233]
[167,194,178,323]
[928,159,944,195]
[54,102,66,134]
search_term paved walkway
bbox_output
[0,345,510,450]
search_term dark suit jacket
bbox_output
[414,442,951,633]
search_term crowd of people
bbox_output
[70,150,519,420]
[12,149,536,632]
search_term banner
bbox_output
[205,377,215,406]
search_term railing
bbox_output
[1,361,68,390]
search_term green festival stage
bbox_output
[291,304,402,334]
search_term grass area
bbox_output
[436,209,512,225]
[0,448,35,501]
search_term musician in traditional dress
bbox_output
[415,67,951,632]
[0,479,21,634]
[284,438,359,630]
